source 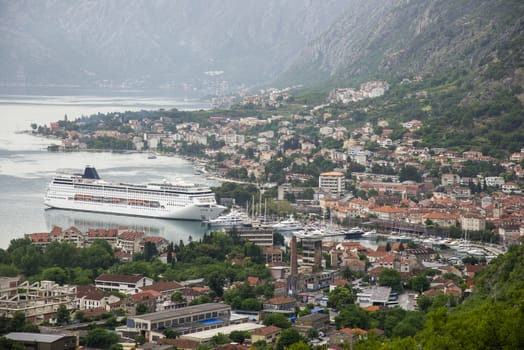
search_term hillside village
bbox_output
[3,81,520,348]
[2,214,495,349]
[35,82,524,245]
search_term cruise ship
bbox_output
[44,166,226,220]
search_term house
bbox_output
[460,213,486,231]
[141,281,184,297]
[356,286,396,307]
[422,212,458,227]
[94,274,153,295]
[463,264,486,278]
[120,303,231,342]
[116,231,145,253]
[263,246,283,264]
[158,338,199,350]
[502,182,520,194]
[329,279,350,292]
[441,173,460,186]
[329,327,369,347]
[127,289,162,314]
[251,325,281,344]
[371,206,408,221]
[294,312,330,335]
[75,285,120,311]
[263,297,296,314]
[5,333,77,350]
[141,281,185,310]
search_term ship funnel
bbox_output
[83,166,100,179]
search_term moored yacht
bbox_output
[272,215,303,232]
[207,209,252,229]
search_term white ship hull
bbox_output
[44,197,224,221]
[44,166,226,221]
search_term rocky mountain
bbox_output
[2,0,523,98]
[0,0,349,93]
[284,0,524,92]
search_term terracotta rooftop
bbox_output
[266,296,296,305]
[142,281,184,292]
[95,273,145,284]
[252,325,281,336]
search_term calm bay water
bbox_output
[0,94,212,249]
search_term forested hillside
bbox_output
[352,244,524,349]
[285,0,524,157]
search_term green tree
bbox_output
[79,239,115,270]
[277,328,301,350]
[206,271,226,297]
[85,328,119,348]
[263,313,291,329]
[288,341,310,350]
[74,311,85,323]
[273,232,285,246]
[0,337,26,350]
[327,286,354,310]
[163,329,179,339]
[407,274,430,293]
[45,241,78,267]
[241,298,262,311]
[335,304,370,329]
[41,267,68,285]
[9,241,44,276]
[56,304,70,325]
[399,165,422,182]
[211,332,230,346]
[171,291,185,303]
[379,268,403,293]
[229,330,249,344]
[134,334,146,345]
[143,241,158,262]
[9,312,26,332]
[136,303,148,315]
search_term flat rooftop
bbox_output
[180,322,265,342]
[131,303,230,322]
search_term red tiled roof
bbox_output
[50,226,63,234]
[158,338,198,349]
[142,281,183,292]
[95,273,144,284]
[118,231,144,241]
[247,276,260,286]
[130,290,161,302]
[253,325,281,336]
[266,296,296,305]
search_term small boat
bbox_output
[361,229,377,239]
[207,209,251,229]
[272,215,303,232]
[344,227,365,239]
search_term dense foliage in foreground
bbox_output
[352,244,524,349]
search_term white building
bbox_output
[95,274,154,295]
[319,171,346,196]
[484,176,505,187]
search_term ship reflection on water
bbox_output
[44,209,209,243]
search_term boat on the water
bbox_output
[44,166,226,220]
[272,216,303,232]
[344,226,365,239]
[207,209,252,229]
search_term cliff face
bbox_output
[0,0,348,90]
[2,0,523,95]
[284,0,524,91]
